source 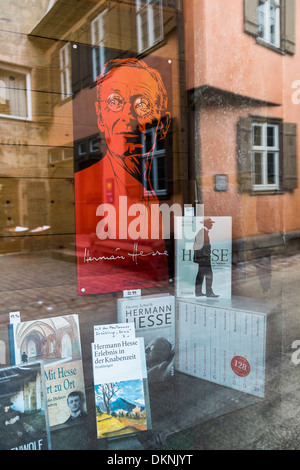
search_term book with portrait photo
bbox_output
[8,315,87,429]
[117,294,175,383]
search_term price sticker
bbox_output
[123,289,141,298]
[231,356,251,377]
[9,311,21,324]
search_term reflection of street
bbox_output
[1,249,300,448]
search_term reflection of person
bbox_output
[145,337,174,382]
[193,218,219,298]
[21,352,28,363]
[64,391,87,424]
[95,58,171,199]
[0,398,27,447]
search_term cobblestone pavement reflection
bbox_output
[1,250,300,450]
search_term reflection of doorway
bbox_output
[61,333,72,358]
[27,339,37,358]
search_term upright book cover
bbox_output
[175,298,267,398]
[117,294,175,383]
[8,315,87,429]
[92,335,150,440]
[175,216,232,299]
[73,54,173,295]
[0,362,51,450]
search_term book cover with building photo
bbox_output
[8,315,87,429]
[0,362,51,450]
[175,216,232,299]
[118,294,175,383]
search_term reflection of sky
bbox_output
[95,379,145,406]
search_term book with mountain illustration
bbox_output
[92,323,151,440]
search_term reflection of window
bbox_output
[59,43,72,100]
[74,134,104,172]
[244,0,295,54]
[141,126,167,196]
[258,0,280,47]
[0,65,31,119]
[136,0,163,53]
[91,10,108,80]
[252,122,279,190]
[237,117,298,192]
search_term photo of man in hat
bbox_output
[193,217,219,298]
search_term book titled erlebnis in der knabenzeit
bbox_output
[0,362,51,450]
[118,294,175,383]
[175,216,232,300]
[92,336,151,440]
[8,315,87,429]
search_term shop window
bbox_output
[244,0,295,54]
[136,0,164,53]
[0,65,32,120]
[237,116,298,192]
[59,43,72,100]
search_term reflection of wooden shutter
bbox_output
[282,0,295,55]
[34,65,53,121]
[244,0,259,36]
[282,122,298,190]
[237,117,253,192]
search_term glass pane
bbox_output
[0,69,27,118]
[270,5,277,45]
[253,125,262,146]
[267,152,276,184]
[267,126,275,147]
[254,152,263,184]
[258,2,265,38]
[156,156,167,190]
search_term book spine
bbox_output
[210,307,219,384]
[7,323,16,365]
[250,313,266,397]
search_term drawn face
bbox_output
[96,66,168,160]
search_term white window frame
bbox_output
[258,0,281,48]
[141,126,167,196]
[59,43,72,101]
[136,0,164,53]
[91,10,108,81]
[252,122,279,191]
[0,64,32,120]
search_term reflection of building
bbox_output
[0,0,184,257]
[185,0,299,269]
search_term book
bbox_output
[92,335,150,440]
[8,315,87,429]
[175,297,268,398]
[175,216,232,299]
[117,294,175,383]
[0,362,51,450]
